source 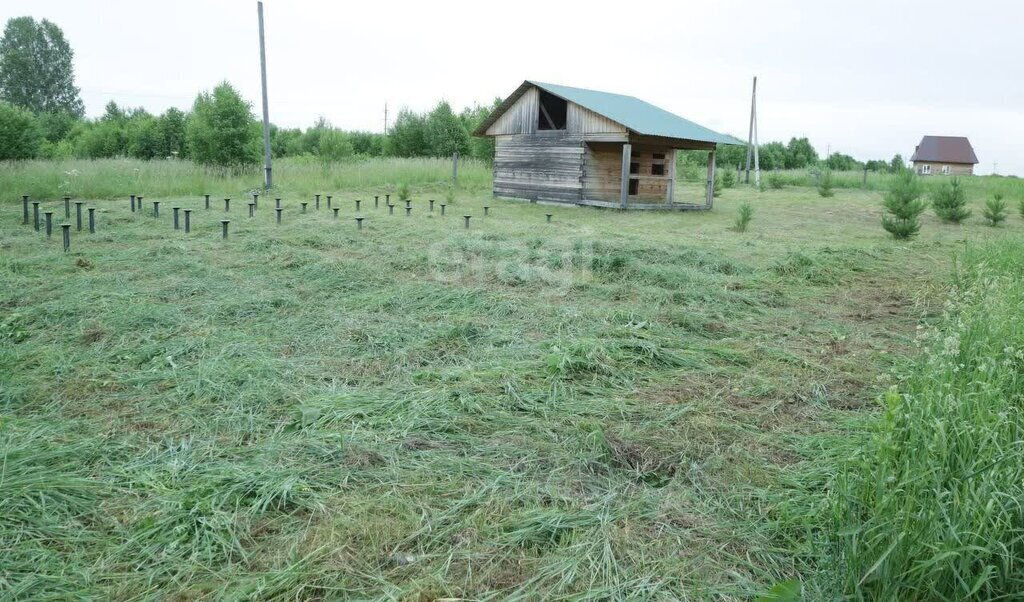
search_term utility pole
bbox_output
[752,96,760,189]
[257,1,272,189]
[744,76,758,186]
[384,102,389,135]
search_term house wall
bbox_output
[583,142,673,202]
[492,133,584,202]
[913,161,974,176]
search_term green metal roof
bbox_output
[530,81,740,145]
[476,80,741,145]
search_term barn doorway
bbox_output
[537,89,567,130]
[628,178,639,195]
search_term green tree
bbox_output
[758,141,787,170]
[784,137,818,168]
[158,108,187,158]
[300,115,331,155]
[318,128,354,162]
[125,111,161,159]
[0,17,83,116]
[865,159,889,173]
[890,154,905,171]
[881,170,926,239]
[0,100,42,159]
[350,131,385,156]
[271,126,304,157]
[425,100,470,157]
[931,177,971,223]
[826,152,860,171]
[185,81,259,167]
[386,108,428,157]
[36,109,78,143]
[716,143,747,173]
[460,100,499,164]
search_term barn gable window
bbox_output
[537,89,567,130]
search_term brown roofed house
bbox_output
[910,136,978,176]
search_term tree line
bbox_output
[0,17,499,165]
[680,137,905,175]
[0,15,904,172]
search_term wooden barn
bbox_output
[473,81,739,209]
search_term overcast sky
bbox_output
[3,0,1022,174]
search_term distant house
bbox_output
[473,81,739,209]
[910,136,978,176]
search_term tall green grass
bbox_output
[0,156,491,201]
[742,168,1024,198]
[831,237,1024,599]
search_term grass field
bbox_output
[2,160,1023,599]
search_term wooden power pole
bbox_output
[744,76,759,187]
[257,1,272,189]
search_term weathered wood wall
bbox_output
[493,133,584,202]
[486,87,538,136]
[583,142,672,202]
[567,103,627,138]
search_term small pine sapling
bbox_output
[931,177,971,223]
[721,169,736,189]
[397,182,410,201]
[818,169,835,198]
[982,193,1007,226]
[734,201,754,232]
[881,170,926,239]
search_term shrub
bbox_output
[817,169,835,198]
[931,177,971,223]
[397,182,410,201]
[734,201,754,232]
[712,172,722,197]
[720,169,736,189]
[881,170,926,239]
[0,101,43,160]
[767,173,785,189]
[982,193,1007,226]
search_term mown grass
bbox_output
[1,160,1022,599]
